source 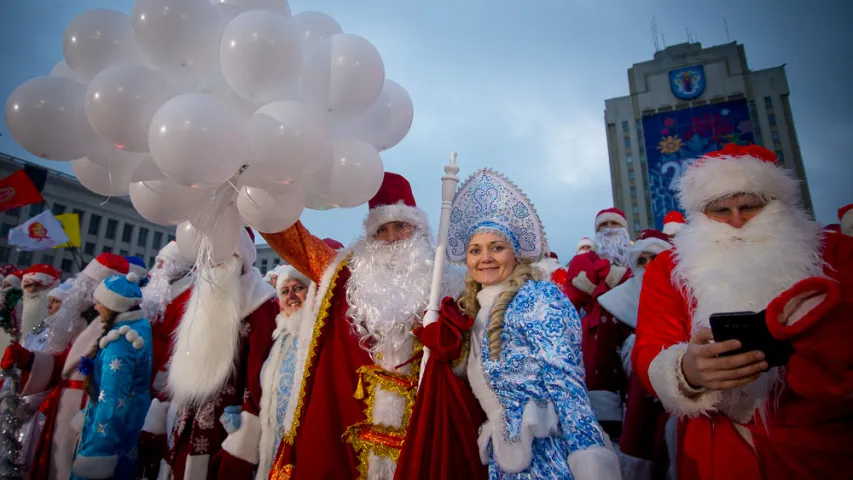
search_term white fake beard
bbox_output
[21,289,50,334]
[168,256,242,407]
[141,260,192,323]
[672,201,825,419]
[595,228,631,267]
[346,230,434,368]
[46,275,98,354]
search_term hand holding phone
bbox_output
[710,310,794,368]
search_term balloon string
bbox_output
[100,147,116,206]
[230,179,260,209]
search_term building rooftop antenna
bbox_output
[686,28,693,43]
[724,18,731,42]
[652,17,660,51]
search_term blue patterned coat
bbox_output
[71,310,152,479]
[467,280,618,480]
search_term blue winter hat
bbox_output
[125,256,148,278]
[94,273,143,313]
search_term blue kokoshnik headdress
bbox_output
[447,168,547,262]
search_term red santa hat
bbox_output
[363,172,430,236]
[275,265,311,294]
[594,208,628,231]
[575,237,595,254]
[322,237,344,251]
[662,210,686,236]
[678,144,800,213]
[839,204,853,236]
[82,253,130,283]
[627,229,673,270]
[22,264,61,288]
[3,270,24,289]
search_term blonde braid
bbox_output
[457,272,482,319]
[487,261,534,360]
[84,311,117,401]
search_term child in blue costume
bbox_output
[446,169,622,479]
[71,272,152,479]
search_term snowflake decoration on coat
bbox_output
[98,391,105,403]
[192,436,210,454]
[196,401,216,430]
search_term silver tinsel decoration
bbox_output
[0,368,22,479]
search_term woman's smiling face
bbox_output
[466,232,517,286]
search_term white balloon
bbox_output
[132,0,222,86]
[71,157,144,196]
[247,101,326,183]
[148,93,248,187]
[291,11,342,48]
[236,185,304,233]
[176,220,240,265]
[191,197,242,236]
[49,60,84,83]
[236,165,298,195]
[330,79,413,151]
[220,11,302,104]
[324,140,384,208]
[84,140,150,168]
[62,9,140,81]
[302,34,385,116]
[218,0,291,16]
[212,2,244,25]
[130,156,168,182]
[129,178,213,226]
[5,76,98,160]
[85,63,175,152]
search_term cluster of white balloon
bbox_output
[5,0,413,263]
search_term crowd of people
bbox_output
[0,143,850,480]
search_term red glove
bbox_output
[591,259,612,284]
[211,449,256,480]
[1,344,34,371]
[415,297,475,363]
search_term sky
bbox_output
[2,0,852,259]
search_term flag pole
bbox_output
[418,152,459,388]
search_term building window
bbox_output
[102,245,112,253]
[149,256,156,267]
[628,171,635,180]
[775,150,785,162]
[18,252,32,267]
[768,114,777,127]
[135,251,145,258]
[621,120,629,132]
[73,208,85,224]
[633,206,639,214]
[771,132,781,143]
[626,154,633,164]
[29,204,43,217]
[122,224,134,243]
[167,235,175,243]
[61,258,73,272]
[120,249,129,256]
[630,186,637,196]
[624,136,631,148]
[0,223,12,237]
[764,96,773,109]
[138,227,149,248]
[53,203,66,215]
[0,247,9,263]
[105,219,117,240]
[274,258,280,265]
[5,207,21,218]
[153,231,163,250]
[41,254,54,266]
[84,242,96,255]
[88,214,102,236]
[634,223,641,232]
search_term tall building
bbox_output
[604,41,812,235]
[0,153,283,278]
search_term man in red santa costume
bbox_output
[575,236,595,255]
[2,253,129,480]
[661,211,685,237]
[262,172,459,480]
[19,264,62,336]
[839,203,852,236]
[135,241,194,479]
[633,143,853,479]
[563,207,633,439]
[159,228,278,480]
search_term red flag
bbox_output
[0,170,44,213]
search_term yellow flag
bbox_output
[54,213,81,248]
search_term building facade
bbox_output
[1,153,283,278]
[604,41,812,234]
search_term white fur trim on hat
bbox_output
[275,266,311,293]
[157,241,181,263]
[4,275,21,289]
[627,237,673,270]
[575,237,595,254]
[841,209,853,236]
[94,283,142,313]
[677,155,801,213]
[82,262,124,284]
[22,272,58,287]
[595,212,628,231]
[363,201,431,237]
[662,221,683,236]
[47,288,67,302]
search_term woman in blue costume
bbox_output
[70,272,152,479]
[447,169,622,479]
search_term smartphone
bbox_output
[709,310,793,368]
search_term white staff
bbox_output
[418,151,460,388]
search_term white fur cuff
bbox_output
[221,411,261,464]
[71,409,85,433]
[20,351,54,396]
[647,343,721,418]
[572,272,596,295]
[72,454,118,479]
[142,398,171,435]
[605,266,627,290]
[568,445,622,480]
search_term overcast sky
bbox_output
[2,0,851,259]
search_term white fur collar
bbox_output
[62,318,104,378]
[170,275,193,301]
[273,310,301,340]
[240,267,276,319]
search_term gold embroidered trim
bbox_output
[343,423,407,480]
[451,329,471,370]
[282,258,348,445]
[269,464,294,480]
